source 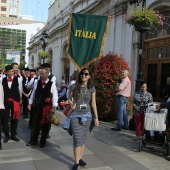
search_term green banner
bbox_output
[67,13,111,70]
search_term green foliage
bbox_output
[125,8,164,26]
[93,52,133,120]
[38,51,49,59]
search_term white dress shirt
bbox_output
[49,72,56,84]
[29,78,58,107]
[0,83,5,109]
[27,76,37,88]
[2,76,22,95]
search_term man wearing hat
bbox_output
[2,65,22,143]
[26,67,58,148]
[40,63,56,84]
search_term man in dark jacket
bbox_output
[2,65,22,143]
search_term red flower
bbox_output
[93,52,132,120]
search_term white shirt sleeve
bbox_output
[51,82,58,107]
[27,78,34,88]
[18,77,23,95]
[28,81,38,105]
[51,76,56,84]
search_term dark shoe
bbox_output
[40,143,46,148]
[79,159,87,167]
[111,127,121,131]
[46,135,50,139]
[121,127,128,130]
[167,155,170,161]
[26,142,37,146]
[3,137,9,143]
[23,116,27,119]
[0,145,2,150]
[11,135,20,142]
[72,163,79,170]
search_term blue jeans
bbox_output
[116,95,128,129]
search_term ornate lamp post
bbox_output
[39,31,49,63]
[21,49,26,68]
[129,0,146,91]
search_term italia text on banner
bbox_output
[67,13,111,71]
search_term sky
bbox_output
[21,0,51,22]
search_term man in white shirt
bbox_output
[2,65,22,143]
[26,67,58,148]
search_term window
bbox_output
[1,7,6,11]
[145,10,170,40]
[1,0,7,3]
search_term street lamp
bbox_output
[21,49,26,61]
[129,0,146,91]
[39,30,49,63]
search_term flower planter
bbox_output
[134,21,152,33]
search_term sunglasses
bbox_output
[80,72,89,76]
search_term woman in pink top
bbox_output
[0,83,5,149]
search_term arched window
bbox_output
[145,10,170,40]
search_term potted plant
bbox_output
[125,8,164,32]
[38,51,49,59]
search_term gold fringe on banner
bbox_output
[67,14,112,71]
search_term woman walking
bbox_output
[68,68,99,170]
[132,81,153,140]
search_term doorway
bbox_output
[144,38,170,101]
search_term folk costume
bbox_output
[22,68,31,119]
[27,78,58,148]
[2,65,22,142]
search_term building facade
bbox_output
[0,0,22,18]
[28,0,170,99]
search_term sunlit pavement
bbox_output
[0,111,170,170]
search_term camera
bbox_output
[80,104,87,110]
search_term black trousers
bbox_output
[22,95,28,117]
[0,109,5,146]
[3,101,18,137]
[30,111,51,145]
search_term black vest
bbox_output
[34,80,53,108]
[2,76,20,102]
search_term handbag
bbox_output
[144,108,167,131]
[63,104,72,117]
[47,113,59,126]
[63,89,88,117]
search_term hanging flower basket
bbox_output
[134,20,152,33]
[125,8,165,33]
[38,51,49,59]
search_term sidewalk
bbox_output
[0,111,169,170]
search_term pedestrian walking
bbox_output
[111,70,131,131]
[132,81,153,141]
[67,68,99,170]
[2,65,22,143]
[26,67,58,148]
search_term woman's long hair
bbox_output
[73,68,93,99]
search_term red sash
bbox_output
[41,104,52,124]
[8,98,20,119]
